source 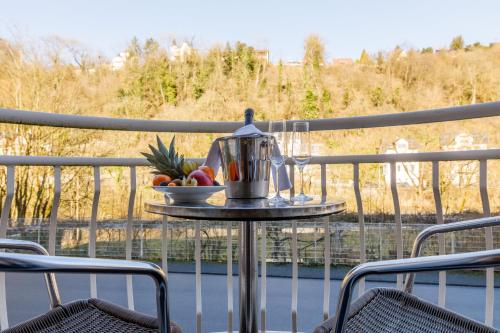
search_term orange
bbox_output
[198,165,215,181]
[167,182,177,186]
[153,174,172,186]
[228,161,239,181]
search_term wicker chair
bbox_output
[0,239,181,333]
[315,216,500,333]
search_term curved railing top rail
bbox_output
[1,101,499,133]
[0,149,497,166]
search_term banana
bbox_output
[181,176,197,186]
[182,160,201,176]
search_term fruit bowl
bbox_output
[153,185,226,203]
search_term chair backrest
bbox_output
[404,216,500,293]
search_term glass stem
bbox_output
[276,166,281,198]
[300,166,305,195]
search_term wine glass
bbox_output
[291,121,313,203]
[268,120,288,205]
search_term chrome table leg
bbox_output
[239,221,258,333]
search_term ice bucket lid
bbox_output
[216,132,273,142]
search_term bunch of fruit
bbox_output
[142,136,219,187]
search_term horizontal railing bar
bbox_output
[307,101,500,131]
[0,156,204,166]
[1,101,498,132]
[0,149,498,167]
[303,149,500,164]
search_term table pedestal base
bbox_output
[239,221,258,333]
[145,199,346,333]
[212,331,303,333]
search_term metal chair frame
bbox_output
[0,239,171,333]
[332,216,500,333]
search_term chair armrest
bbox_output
[0,252,171,333]
[0,238,61,308]
[333,249,500,333]
[405,216,500,292]
[0,238,50,255]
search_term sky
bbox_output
[1,0,499,62]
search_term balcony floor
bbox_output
[5,272,499,332]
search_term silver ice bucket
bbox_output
[218,133,274,199]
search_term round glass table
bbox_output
[145,198,346,333]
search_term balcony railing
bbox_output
[0,101,499,332]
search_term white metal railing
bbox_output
[0,102,499,331]
[0,151,498,331]
[1,101,499,132]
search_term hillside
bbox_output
[0,35,498,219]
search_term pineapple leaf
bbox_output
[169,136,176,160]
[145,157,157,166]
[141,152,155,160]
[156,135,169,157]
[144,135,185,178]
[149,145,168,163]
[141,152,160,168]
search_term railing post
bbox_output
[126,166,136,310]
[390,162,403,289]
[479,160,493,326]
[323,219,331,320]
[321,163,331,320]
[291,220,298,332]
[48,166,61,256]
[353,163,366,295]
[260,221,266,332]
[161,216,169,278]
[320,164,327,202]
[0,165,15,330]
[432,162,446,306]
[195,221,202,333]
[0,166,15,237]
[89,166,100,298]
[227,221,234,332]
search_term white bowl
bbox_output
[153,185,226,203]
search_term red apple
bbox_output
[188,170,213,186]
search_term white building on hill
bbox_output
[331,58,354,66]
[111,52,129,71]
[283,60,303,67]
[443,133,487,186]
[169,42,193,61]
[0,133,51,155]
[255,49,270,62]
[383,138,420,187]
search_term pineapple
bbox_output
[142,136,185,179]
